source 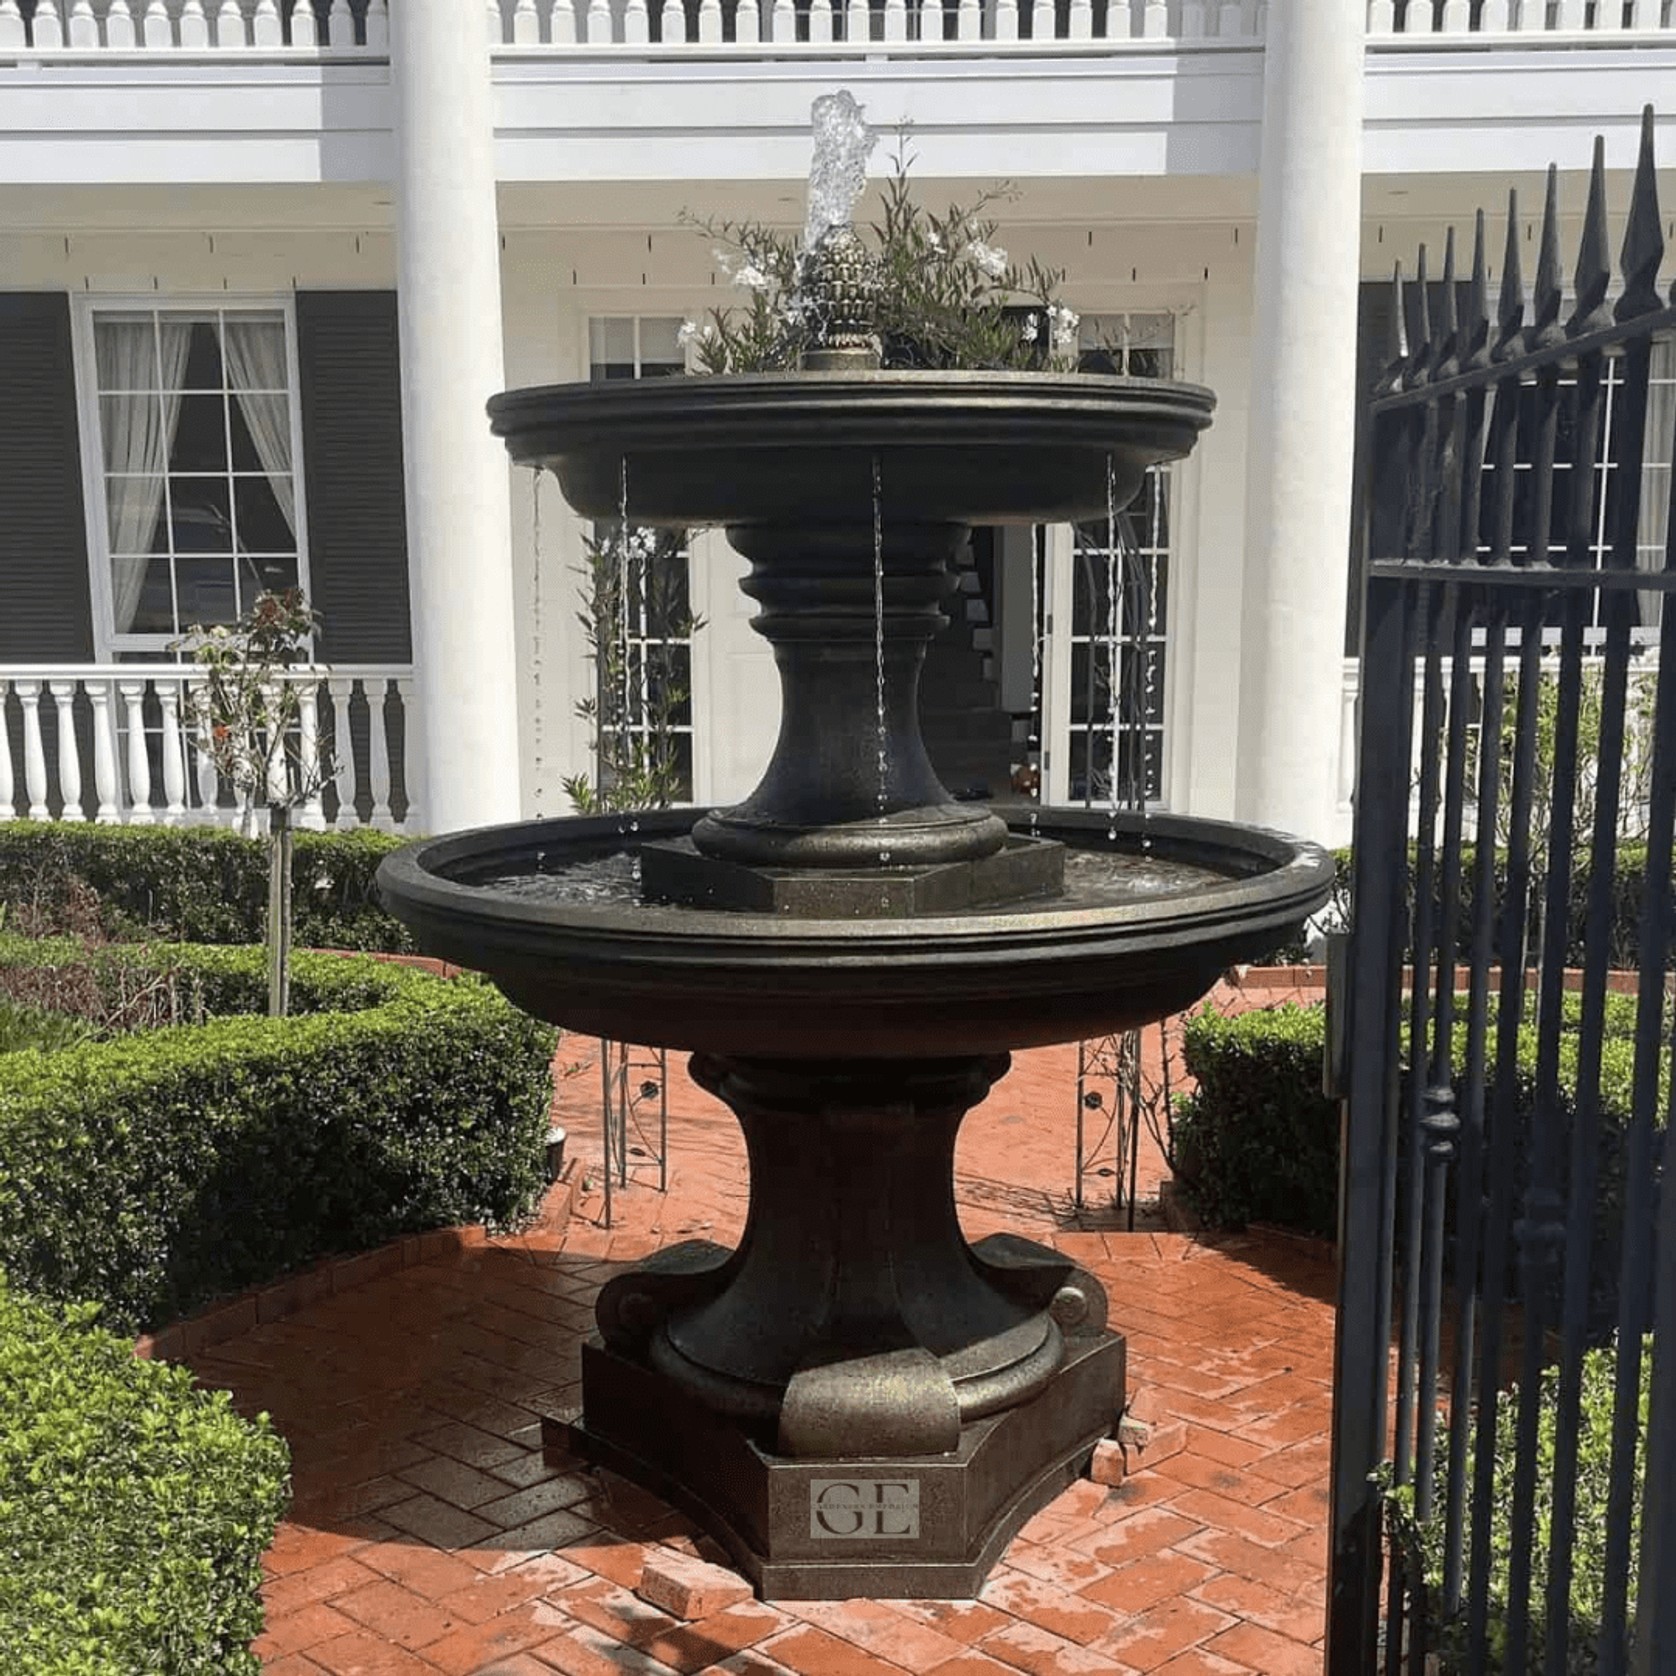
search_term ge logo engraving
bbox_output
[809,1478,920,1540]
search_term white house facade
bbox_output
[1,0,1673,849]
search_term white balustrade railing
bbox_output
[0,0,1670,57]
[0,664,418,834]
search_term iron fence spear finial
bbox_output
[1568,134,1614,338]
[1617,106,1665,322]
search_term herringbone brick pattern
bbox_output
[186,1021,1336,1676]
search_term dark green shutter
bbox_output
[0,294,95,661]
[295,291,411,663]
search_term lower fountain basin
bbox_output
[375,807,1332,1059]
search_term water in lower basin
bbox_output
[461,843,1229,917]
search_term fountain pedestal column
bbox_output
[555,1053,1125,1599]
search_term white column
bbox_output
[1234,0,1365,843]
[49,681,84,821]
[391,0,522,834]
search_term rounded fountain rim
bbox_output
[488,368,1217,436]
[376,810,1335,952]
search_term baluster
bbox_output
[368,678,393,831]
[87,679,120,822]
[179,0,211,44]
[16,683,48,821]
[395,676,420,832]
[1215,0,1241,31]
[809,0,833,39]
[956,0,979,36]
[188,681,219,821]
[1553,0,1586,24]
[256,680,288,815]
[157,678,188,823]
[1368,0,1395,26]
[216,0,247,44]
[363,0,387,49]
[844,0,867,38]
[883,0,906,31]
[327,676,355,826]
[296,678,326,831]
[622,0,648,38]
[736,0,761,40]
[0,2,27,48]
[587,0,613,38]
[696,0,720,34]
[1477,0,1508,26]
[291,0,319,44]
[49,681,83,822]
[1179,0,1207,34]
[119,680,153,824]
[1141,0,1168,33]
[68,0,97,45]
[486,0,503,40]
[1440,0,1469,28]
[327,0,353,43]
[32,2,65,48]
[512,0,541,39]
[550,0,577,40]
[252,0,283,44]
[1068,0,1092,35]
[658,0,681,36]
[1106,0,1131,35]
[105,1,137,46]
[0,683,13,822]
[769,0,793,34]
[1593,0,1625,24]
[995,0,1017,36]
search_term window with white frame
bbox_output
[81,304,306,651]
[1063,312,1176,806]
[587,317,696,800]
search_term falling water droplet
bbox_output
[619,458,634,824]
[531,467,545,816]
[628,816,640,833]
[873,454,890,866]
[1105,453,1121,847]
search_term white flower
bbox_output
[1020,313,1040,344]
[713,247,737,278]
[1049,304,1081,350]
[734,263,771,293]
[965,241,1009,280]
[676,319,700,348]
[927,230,945,254]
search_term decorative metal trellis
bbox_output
[1328,107,1676,1676]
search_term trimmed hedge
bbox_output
[0,942,557,1333]
[1173,998,1664,1246]
[0,1275,290,1675]
[1282,844,1673,970]
[0,999,91,1054]
[1389,1336,1650,1675]
[0,821,412,951]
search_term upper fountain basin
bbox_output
[487,371,1215,529]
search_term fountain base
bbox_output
[639,832,1066,917]
[551,1328,1124,1600]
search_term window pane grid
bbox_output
[90,305,299,642]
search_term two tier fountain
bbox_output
[378,96,1331,1600]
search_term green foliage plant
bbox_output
[681,144,1080,374]
[0,821,412,952]
[174,590,336,1017]
[0,1275,289,1675]
[0,941,556,1332]
[1382,1337,1649,1674]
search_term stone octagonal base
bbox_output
[549,1330,1125,1600]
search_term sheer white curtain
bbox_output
[222,317,296,537]
[1639,335,1676,631]
[97,318,191,634]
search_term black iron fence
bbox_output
[1328,108,1676,1676]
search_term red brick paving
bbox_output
[181,1005,1336,1675]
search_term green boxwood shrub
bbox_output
[1389,1336,1650,1675]
[0,998,92,1055]
[0,1275,289,1675]
[0,821,412,951]
[1173,997,1664,1246]
[0,942,557,1333]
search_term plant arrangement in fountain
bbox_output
[174,589,331,1018]
[563,524,704,815]
[681,145,1082,375]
